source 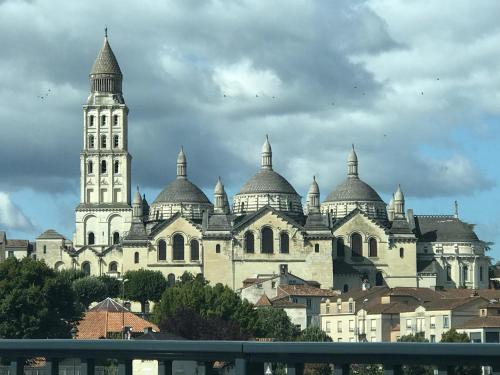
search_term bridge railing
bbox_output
[0,340,499,375]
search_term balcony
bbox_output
[0,340,499,375]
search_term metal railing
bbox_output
[0,340,499,375]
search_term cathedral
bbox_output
[36,35,490,292]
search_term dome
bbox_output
[153,178,211,204]
[324,177,383,203]
[238,169,298,195]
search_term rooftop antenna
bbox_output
[454,200,459,218]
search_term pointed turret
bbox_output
[394,184,405,218]
[214,177,229,214]
[132,187,143,219]
[90,30,123,94]
[387,194,395,221]
[176,147,187,179]
[347,144,358,178]
[307,176,320,213]
[261,135,273,170]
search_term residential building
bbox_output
[0,231,32,260]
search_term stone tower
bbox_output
[74,32,132,248]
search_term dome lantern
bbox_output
[176,147,187,179]
[261,135,273,170]
[347,144,358,178]
[307,176,320,213]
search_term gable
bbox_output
[235,208,303,238]
[150,214,202,240]
[333,210,388,240]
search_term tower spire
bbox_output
[214,177,229,214]
[347,144,358,178]
[90,33,123,94]
[261,135,272,170]
[176,146,187,179]
[394,184,405,218]
[307,176,320,214]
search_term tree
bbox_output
[72,277,109,309]
[398,333,433,375]
[441,329,480,375]
[124,269,167,313]
[0,257,82,338]
[57,268,86,284]
[98,275,121,298]
[254,307,299,341]
[297,326,332,375]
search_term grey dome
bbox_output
[239,169,298,195]
[153,179,211,204]
[324,177,383,202]
[91,37,122,76]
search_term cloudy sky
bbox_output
[1,0,499,260]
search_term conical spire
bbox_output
[176,147,187,179]
[387,194,395,221]
[214,176,224,195]
[132,186,143,218]
[394,185,405,218]
[90,31,123,94]
[347,144,358,178]
[261,135,273,170]
[307,176,320,213]
[214,177,228,214]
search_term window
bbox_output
[82,262,91,276]
[288,201,293,211]
[326,304,330,313]
[101,160,107,174]
[326,322,331,333]
[87,232,95,245]
[134,252,139,264]
[337,303,342,312]
[351,233,362,257]
[306,298,312,309]
[109,262,118,272]
[112,232,120,245]
[190,239,199,261]
[399,247,404,258]
[101,115,106,126]
[368,238,377,257]
[241,202,245,213]
[158,240,166,261]
[114,160,119,174]
[101,135,107,148]
[271,281,276,289]
[375,271,384,286]
[314,244,320,253]
[430,316,436,329]
[89,135,95,148]
[113,115,119,126]
[406,319,412,329]
[371,319,376,331]
[173,234,184,260]
[244,232,254,253]
[337,321,342,333]
[261,227,274,254]
[446,265,452,281]
[416,318,425,332]
[7,251,14,258]
[337,238,345,257]
[113,135,119,148]
[430,335,436,343]
[88,160,93,174]
[349,320,354,332]
[216,244,221,253]
[43,245,47,254]
[480,266,484,282]
[292,297,298,303]
[463,265,469,282]
[348,302,353,313]
[89,115,95,126]
[343,284,349,293]
[167,273,175,287]
[280,232,289,253]
[443,316,449,328]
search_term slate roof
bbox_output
[417,259,439,274]
[37,229,65,240]
[324,177,383,203]
[413,215,479,242]
[389,218,414,235]
[304,212,331,231]
[91,37,122,76]
[153,178,211,205]
[456,316,500,329]
[206,214,233,231]
[238,169,298,195]
[123,220,149,244]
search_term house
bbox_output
[456,302,500,343]
[0,231,32,260]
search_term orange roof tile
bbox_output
[255,294,272,307]
[76,311,158,339]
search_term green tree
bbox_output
[0,257,81,338]
[98,275,121,298]
[124,269,167,313]
[296,326,332,375]
[57,268,86,284]
[441,329,480,375]
[72,276,109,309]
[397,333,433,375]
[254,307,299,341]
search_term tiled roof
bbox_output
[335,286,389,303]
[423,297,486,311]
[277,284,339,298]
[414,215,479,242]
[152,178,211,205]
[75,311,158,339]
[324,177,383,203]
[37,229,65,240]
[91,37,122,76]
[388,287,441,302]
[365,302,417,314]
[270,297,306,308]
[238,169,298,195]
[456,316,500,329]
[242,277,273,287]
[255,294,272,307]
[5,239,29,248]
[90,298,128,312]
[436,289,500,300]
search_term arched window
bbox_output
[463,265,468,282]
[158,240,166,261]
[261,227,274,254]
[216,244,221,253]
[375,271,384,286]
[88,160,93,174]
[288,201,293,211]
[244,232,254,253]
[114,160,119,174]
[314,244,320,253]
[280,232,289,253]
[109,261,118,272]
[241,202,245,213]
[351,233,362,257]
[101,135,107,148]
[89,115,95,126]
[89,135,95,148]
[190,239,199,261]
[101,160,107,173]
[112,232,120,245]
[480,266,484,282]
[337,238,345,257]
[101,115,106,126]
[343,284,349,293]
[167,273,175,287]
[113,135,119,148]
[368,238,378,257]
[113,115,119,126]
[87,232,95,245]
[399,247,404,258]
[173,234,184,260]
[446,265,452,281]
[82,262,91,276]
[134,252,139,264]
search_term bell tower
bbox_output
[74,31,132,249]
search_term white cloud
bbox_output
[0,192,34,231]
